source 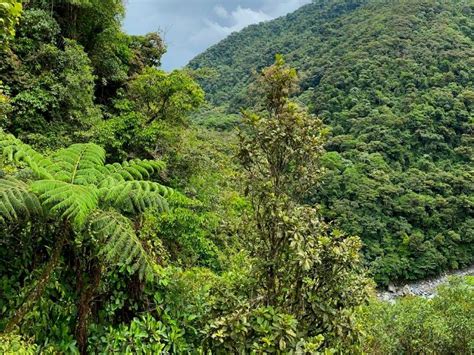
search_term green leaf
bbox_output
[99,180,172,214]
[49,143,106,184]
[90,210,158,280]
[0,177,42,221]
[31,180,98,228]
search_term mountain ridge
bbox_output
[189,0,474,284]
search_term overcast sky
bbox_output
[123,0,312,71]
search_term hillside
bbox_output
[189,0,474,284]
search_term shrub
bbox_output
[358,277,474,354]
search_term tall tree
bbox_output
[238,56,371,349]
[127,67,205,125]
[96,67,205,160]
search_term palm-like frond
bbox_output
[49,144,106,184]
[31,180,98,228]
[99,159,166,188]
[99,180,172,214]
[0,131,54,179]
[90,210,157,280]
[0,177,43,221]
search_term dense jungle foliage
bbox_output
[0,0,473,353]
[189,0,474,284]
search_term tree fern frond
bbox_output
[90,210,157,280]
[99,159,166,187]
[49,144,106,184]
[31,180,98,228]
[0,177,43,222]
[0,131,54,179]
[99,181,172,214]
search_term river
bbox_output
[377,265,474,302]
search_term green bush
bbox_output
[358,277,474,354]
[0,334,38,355]
[89,314,188,354]
[205,306,300,353]
[432,277,474,353]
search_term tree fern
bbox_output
[0,129,185,346]
[0,130,181,335]
[0,130,175,278]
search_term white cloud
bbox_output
[213,5,229,19]
[124,1,311,70]
[209,6,272,35]
[192,6,272,46]
[229,6,273,30]
[263,0,312,17]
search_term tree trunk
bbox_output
[4,233,67,332]
[75,260,102,355]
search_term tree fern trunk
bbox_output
[75,260,102,355]
[4,232,67,333]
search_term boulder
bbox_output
[400,285,413,296]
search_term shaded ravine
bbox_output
[378,265,474,302]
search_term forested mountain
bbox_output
[189,0,474,284]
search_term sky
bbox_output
[123,0,312,71]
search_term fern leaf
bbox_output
[0,177,43,222]
[31,180,98,228]
[89,210,157,280]
[99,181,172,214]
[99,159,166,187]
[0,131,54,179]
[49,144,106,184]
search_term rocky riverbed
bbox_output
[378,265,474,302]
